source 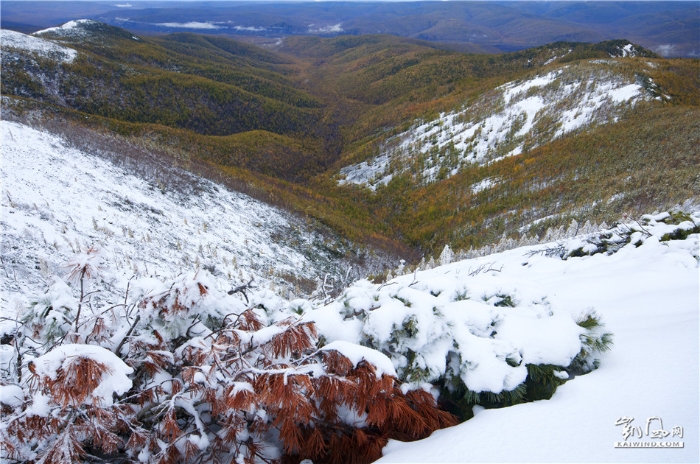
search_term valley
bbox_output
[4,22,698,256]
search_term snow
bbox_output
[340,63,650,188]
[25,392,51,417]
[0,384,24,408]
[543,49,572,66]
[610,83,642,103]
[502,71,560,104]
[644,212,671,222]
[309,251,593,393]
[338,154,392,190]
[613,43,638,58]
[496,311,584,365]
[321,340,397,378]
[0,120,340,310]
[377,217,699,462]
[32,344,133,407]
[1,29,77,63]
[33,19,95,37]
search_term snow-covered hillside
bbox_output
[0,120,357,313]
[1,119,697,461]
[306,213,696,462]
[31,18,141,43]
[1,29,78,63]
[375,215,699,462]
[340,60,662,189]
[33,19,99,38]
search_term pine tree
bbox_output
[1,253,457,464]
[439,245,454,266]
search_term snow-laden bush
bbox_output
[524,210,700,260]
[306,256,614,418]
[310,210,694,419]
[306,280,611,417]
[0,254,456,464]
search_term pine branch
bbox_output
[228,278,255,304]
[115,315,141,357]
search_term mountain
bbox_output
[3,2,698,57]
[3,21,335,183]
[328,46,700,251]
[3,23,698,258]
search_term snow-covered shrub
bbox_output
[308,261,614,420]
[2,345,135,463]
[529,210,700,260]
[569,310,614,374]
[21,277,78,347]
[1,254,456,464]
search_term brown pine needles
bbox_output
[3,274,457,464]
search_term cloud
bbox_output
[308,23,344,34]
[233,26,266,32]
[155,22,220,30]
[654,44,675,57]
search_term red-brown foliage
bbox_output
[2,280,457,464]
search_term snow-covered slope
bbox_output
[33,19,99,38]
[340,60,661,189]
[1,119,697,461]
[371,216,699,462]
[1,29,78,63]
[0,120,353,312]
[31,18,141,43]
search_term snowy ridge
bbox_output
[0,121,346,313]
[340,63,654,189]
[31,19,141,42]
[33,19,97,37]
[1,29,78,63]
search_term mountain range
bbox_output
[3,1,699,57]
[3,18,698,258]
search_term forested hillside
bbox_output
[5,1,697,57]
[2,22,699,257]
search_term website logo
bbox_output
[614,416,684,448]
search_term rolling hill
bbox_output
[3,2,698,57]
[2,21,699,258]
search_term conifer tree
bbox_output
[1,252,457,464]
